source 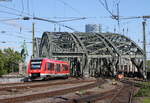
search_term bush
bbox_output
[135,82,150,97]
[0,48,22,76]
[142,98,150,103]
[0,69,7,76]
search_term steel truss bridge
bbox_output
[34,32,146,78]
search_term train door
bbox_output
[55,64,61,75]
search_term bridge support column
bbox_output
[83,58,91,77]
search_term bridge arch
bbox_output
[36,32,145,78]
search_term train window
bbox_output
[47,63,54,70]
[31,61,41,69]
[62,64,68,71]
[31,64,41,69]
[56,64,60,72]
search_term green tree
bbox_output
[147,60,150,72]
[0,48,22,76]
[0,50,6,75]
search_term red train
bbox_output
[27,58,70,80]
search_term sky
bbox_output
[0,0,150,61]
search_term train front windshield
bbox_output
[30,59,42,69]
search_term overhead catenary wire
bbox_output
[56,0,83,16]
[112,0,115,14]
[0,4,32,16]
[98,0,120,23]
[57,17,87,22]
[98,0,121,33]
[1,32,31,40]
[5,28,32,38]
[20,16,78,32]
[27,0,30,15]
[43,16,111,19]
[0,10,22,16]
[21,0,25,16]
[104,0,109,11]
[0,20,32,34]
[0,16,80,32]
[0,40,32,44]
[32,17,78,32]
[98,0,114,17]
[0,3,82,32]
[1,30,32,39]
[0,18,21,21]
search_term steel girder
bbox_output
[37,32,145,78]
[104,33,145,78]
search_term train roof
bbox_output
[31,58,69,64]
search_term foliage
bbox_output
[142,98,150,103]
[147,60,150,72]
[135,82,150,97]
[0,69,7,76]
[0,48,22,76]
[135,87,150,97]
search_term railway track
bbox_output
[0,78,139,103]
[56,85,122,103]
[0,79,105,103]
[124,77,146,82]
[0,77,77,86]
[120,79,147,88]
[109,83,135,103]
[0,78,95,91]
[58,79,136,103]
[110,77,148,103]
